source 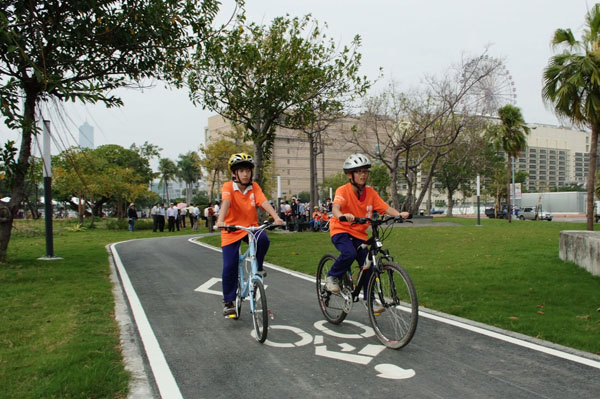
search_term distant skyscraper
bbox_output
[79,121,94,149]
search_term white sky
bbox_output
[0,0,594,167]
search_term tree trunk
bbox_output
[390,156,401,209]
[506,156,512,223]
[446,192,454,216]
[427,179,433,216]
[0,89,37,261]
[210,170,218,202]
[586,124,598,231]
[414,155,441,214]
[186,182,192,204]
[92,198,108,217]
[253,143,265,187]
[78,195,85,225]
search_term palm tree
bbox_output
[542,5,600,230]
[177,152,202,204]
[489,104,530,223]
[158,158,177,204]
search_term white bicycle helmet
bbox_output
[343,153,371,172]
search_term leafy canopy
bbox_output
[188,14,369,184]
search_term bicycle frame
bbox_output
[237,229,263,301]
[340,217,400,304]
[317,214,418,348]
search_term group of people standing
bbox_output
[279,197,333,232]
[148,202,221,233]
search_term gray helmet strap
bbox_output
[349,172,365,198]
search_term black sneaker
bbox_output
[223,301,236,318]
[257,270,267,278]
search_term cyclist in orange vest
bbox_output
[216,153,284,317]
[326,154,409,312]
[310,205,322,231]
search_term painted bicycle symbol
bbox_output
[256,320,415,380]
[197,277,415,380]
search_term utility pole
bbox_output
[39,120,62,261]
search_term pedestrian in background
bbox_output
[127,203,137,232]
[151,203,159,232]
[167,203,177,232]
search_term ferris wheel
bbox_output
[460,56,517,116]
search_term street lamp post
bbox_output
[39,120,62,261]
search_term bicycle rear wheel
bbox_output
[316,254,348,324]
[367,261,418,349]
[251,279,268,343]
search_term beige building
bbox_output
[205,115,372,200]
[516,123,591,192]
[206,114,593,203]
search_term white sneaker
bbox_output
[372,303,386,314]
[325,276,340,294]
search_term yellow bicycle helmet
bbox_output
[228,152,254,174]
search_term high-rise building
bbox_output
[79,121,94,149]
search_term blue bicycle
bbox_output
[220,222,278,343]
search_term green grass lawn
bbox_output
[0,218,208,399]
[1,216,599,398]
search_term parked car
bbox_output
[519,207,553,221]
[485,207,507,219]
[430,208,444,215]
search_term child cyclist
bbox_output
[326,153,409,312]
[216,153,285,317]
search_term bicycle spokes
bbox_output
[367,262,418,349]
[316,254,348,324]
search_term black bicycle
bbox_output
[316,215,418,349]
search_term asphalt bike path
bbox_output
[111,234,600,399]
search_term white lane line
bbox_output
[189,237,600,370]
[111,243,184,399]
[419,311,600,370]
[189,238,315,282]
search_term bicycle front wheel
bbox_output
[316,254,347,324]
[233,278,243,320]
[251,279,268,343]
[367,262,418,349]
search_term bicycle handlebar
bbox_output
[338,214,412,225]
[218,221,284,233]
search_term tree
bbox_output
[53,145,151,221]
[177,152,202,204]
[369,164,391,202]
[188,14,369,187]
[130,141,162,184]
[489,105,530,222]
[434,127,500,215]
[346,53,502,213]
[200,135,252,201]
[158,158,177,204]
[319,172,348,200]
[542,4,600,230]
[0,0,236,261]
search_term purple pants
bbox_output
[221,232,270,302]
[328,233,371,295]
